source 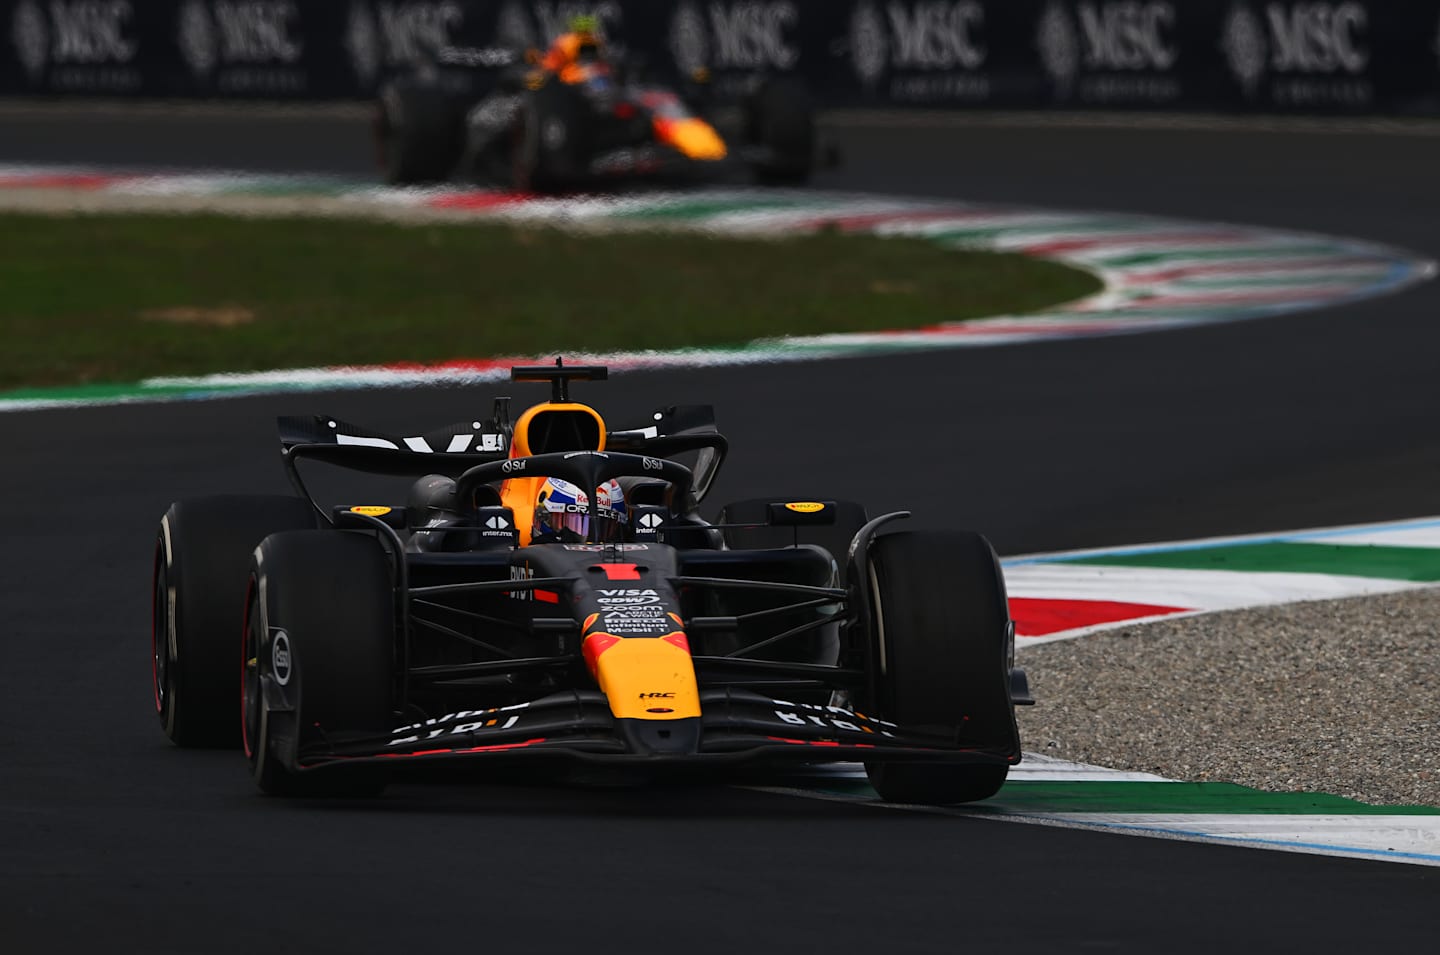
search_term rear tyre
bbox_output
[152,496,315,748]
[511,83,586,193]
[376,81,460,185]
[748,78,815,186]
[243,531,394,797]
[863,530,1019,805]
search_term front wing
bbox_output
[295,689,1018,773]
[584,143,735,182]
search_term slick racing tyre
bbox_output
[376,81,460,185]
[152,495,316,748]
[511,82,586,193]
[747,77,815,186]
[243,531,394,797]
[863,530,1019,805]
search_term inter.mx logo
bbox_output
[1221,1,1369,96]
[10,0,138,80]
[847,1,986,89]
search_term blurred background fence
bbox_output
[2,1,1438,115]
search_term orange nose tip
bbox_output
[587,633,700,720]
[656,118,727,161]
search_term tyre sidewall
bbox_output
[749,78,815,184]
[863,529,1019,804]
[512,83,585,192]
[154,495,315,748]
[378,81,460,185]
[247,531,395,796]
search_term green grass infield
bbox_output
[2,212,1101,389]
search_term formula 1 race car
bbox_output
[151,362,1031,805]
[375,45,817,191]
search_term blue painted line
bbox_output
[1001,516,1440,567]
[1054,818,1440,866]
[1281,517,1440,542]
[775,788,1440,867]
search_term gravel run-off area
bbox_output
[1016,587,1440,808]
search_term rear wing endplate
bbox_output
[608,404,728,502]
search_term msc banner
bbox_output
[822,0,1440,114]
[2,1,1440,115]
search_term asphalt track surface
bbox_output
[4,110,1439,951]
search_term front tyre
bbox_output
[747,78,815,186]
[863,530,1019,805]
[376,81,460,185]
[243,531,395,797]
[510,83,586,194]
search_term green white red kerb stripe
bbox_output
[0,165,1433,410]
[1003,514,1440,644]
[790,513,1440,868]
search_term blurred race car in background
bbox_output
[375,43,820,192]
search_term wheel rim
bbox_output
[151,538,170,719]
[511,108,536,192]
[867,560,887,677]
[241,577,262,762]
[373,105,389,175]
[376,94,403,181]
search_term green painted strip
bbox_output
[220,182,352,198]
[930,219,1136,244]
[1064,541,1440,582]
[1094,243,1343,268]
[984,782,1440,815]
[798,778,1440,815]
[1176,272,1387,289]
[613,197,815,219]
[0,381,204,401]
[998,307,1255,322]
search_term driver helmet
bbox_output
[533,477,628,543]
[569,14,603,61]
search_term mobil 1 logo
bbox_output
[596,588,672,635]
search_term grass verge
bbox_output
[0,212,1100,389]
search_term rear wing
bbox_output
[278,401,513,475]
[276,399,516,520]
[607,404,728,502]
[434,46,523,70]
[275,397,727,513]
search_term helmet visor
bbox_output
[534,504,626,543]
